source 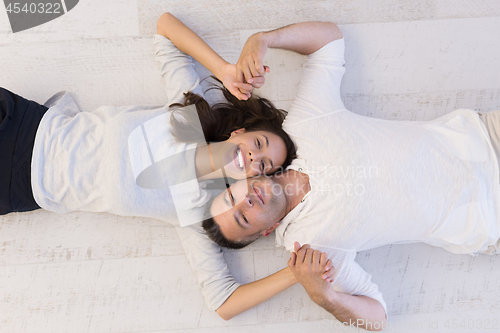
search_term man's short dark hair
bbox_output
[202,216,260,249]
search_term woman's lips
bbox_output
[233,146,247,171]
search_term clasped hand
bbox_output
[288,242,337,305]
[221,33,270,100]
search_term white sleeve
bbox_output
[281,235,387,317]
[328,250,388,317]
[284,38,346,126]
[175,223,241,311]
[153,34,204,105]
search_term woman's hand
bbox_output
[157,13,264,101]
[220,63,266,101]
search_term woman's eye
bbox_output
[260,161,265,171]
[243,215,249,224]
[257,139,261,149]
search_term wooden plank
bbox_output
[0,256,205,332]
[0,210,183,266]
[136,0,500,36]
[0,0,139,43]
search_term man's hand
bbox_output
[288,242,337,305]
[219,63,267,100]
[236,32,271,89]
[234,21,341,97]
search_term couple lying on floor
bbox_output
[3,12,500,331]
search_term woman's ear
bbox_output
[230,128,246,137]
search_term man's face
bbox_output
[210,175,287,242]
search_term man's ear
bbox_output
[230,128,246,137]
[261,221,280,237]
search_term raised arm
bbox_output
[236,21,342,84]
[156,12,261,100]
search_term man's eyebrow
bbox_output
[223,185,235,208]
[222,190,244,228]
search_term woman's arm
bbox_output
[217,243,335,320]
[176,224,335,320]
[156,13,261,100]
[216,267,297,320]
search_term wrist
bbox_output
[215,60,230,81]
[285,266,298,284]
[254,31,271,49]
[313,287,338,308]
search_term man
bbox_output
[201,20,500,330]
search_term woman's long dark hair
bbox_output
[169,79,297,172]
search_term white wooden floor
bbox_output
[1,1,500,332]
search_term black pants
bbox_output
[0,88,48,215]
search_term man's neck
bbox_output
[273,169,311,216]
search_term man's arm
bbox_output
[288,243,387,331]
[236,21,342,84]
[157,12,261,100]
[318,291,387,331]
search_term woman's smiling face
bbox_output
[222,129,287,179]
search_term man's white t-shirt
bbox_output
[275,38,500,314]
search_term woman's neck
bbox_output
[195,143,223,181]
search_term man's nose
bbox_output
[244,194,253,207]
